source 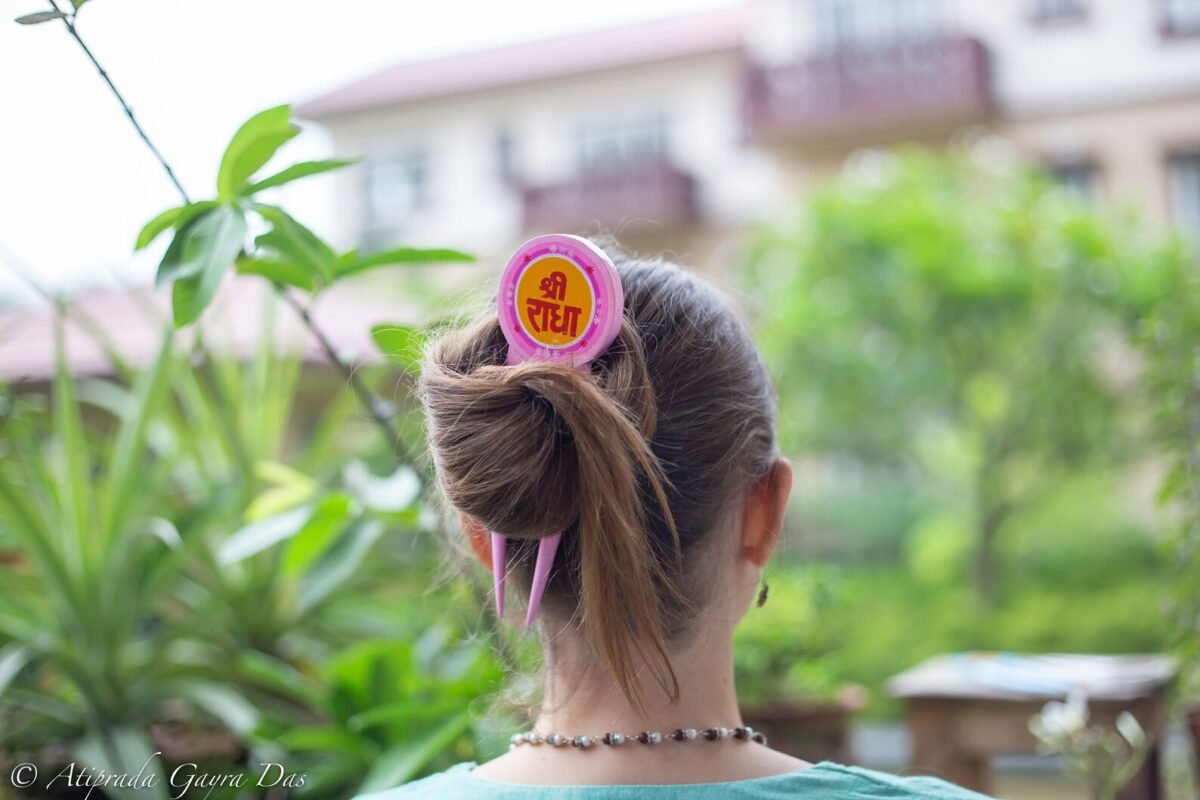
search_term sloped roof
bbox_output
[296,5,747,118]
[0,279,420,382]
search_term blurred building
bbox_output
[298,0,1200,270]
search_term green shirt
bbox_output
[356,761,994,799]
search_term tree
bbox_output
[747,146,1180,603]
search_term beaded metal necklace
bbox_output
[510,726,767,750]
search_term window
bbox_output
[1031,0,1087,24]
[813,0,943,51]
[362,150,427,249]
[1048,161,1097,201]
[364,151,426,219]
[576,114,667,176]
[1162,0,1200,36]
[1169,151,1200,238]
[495,129,516,185]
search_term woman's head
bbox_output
[419,247,787,711]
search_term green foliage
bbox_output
[0,297,494,790]
[733,565,846,705]
[370,324,427,374]
[0,325,239,792]
[274,626,504,797]
[136,106,474,326]
[338,247,475,279]
[217,106,300,200]
[6,0,485,774]
[748,148,1179,602]
[245,159,359,194]
[1131,223,1200,693]
[763,560,1171,719]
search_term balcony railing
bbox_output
[744,35,993,141]
[521,164,698,232]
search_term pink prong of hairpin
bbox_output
[490,532,507,619]
[495,235,623,627]
[524,533,562,628]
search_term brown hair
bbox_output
[420,249,777,710]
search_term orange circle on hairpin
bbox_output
[499,234,622,366]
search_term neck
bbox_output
[533,620,741,736]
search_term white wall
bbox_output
[313,49,767,257]
[954,0,1200,116]
[748,0,1200,114]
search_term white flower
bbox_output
[1036,688,1090,739]
[1115,712,1145,749]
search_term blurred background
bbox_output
[2,1,1200,798]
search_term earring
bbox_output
[756,577,769,609]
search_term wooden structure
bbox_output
[888,653,1177,800]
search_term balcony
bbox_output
[744,35,993,144]
[521,164,698,233]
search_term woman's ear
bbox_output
[740,458,793,567]
[460,513,493,571]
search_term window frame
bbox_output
[1159,0,1200,38]
[360,147,429,250]
[1046,157,1101,202]
[1028,0,1089,27]
[810,0,945,52]
[574,112,670,177]
[1166,147,1200,238]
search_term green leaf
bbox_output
[98,334,175,550]
[217,105,299,199]
[276,726,363,754]
[235,255,314,291]
[71,0,89,9]
[245,460,319,519]
[156,206,245,288]
[347,697,469,734]
[137,206,184,251]
[337,246,475,279]
[171,278,202,327]
[282,492,353,576]
[219,504,313,564]
[343,461,420,512]
[299,520,384,612]
[155,219,197,287]
[238,651,324,709]
[52,315,95,573]
[245,158,360,194]
[369,323,426,374]
[135,200,215,251]
[359,711,472,791]
[0,644,32,700]
[76,728,168,800]
[165,206,247,326]
[174,681,260,737]
[253,203,337,281]
[15,11,66,24]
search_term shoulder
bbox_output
[352,763,477,800]
[801,763,996,799]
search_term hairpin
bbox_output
[491,234,624,627]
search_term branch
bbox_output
[278,290,417,464]
[47,0,414,463]
[49,0,190,204]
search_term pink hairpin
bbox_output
[490,234,624,627]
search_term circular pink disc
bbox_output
[498,234,623,366]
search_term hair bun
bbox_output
[421,313,684,709]
[422,318,656,538]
